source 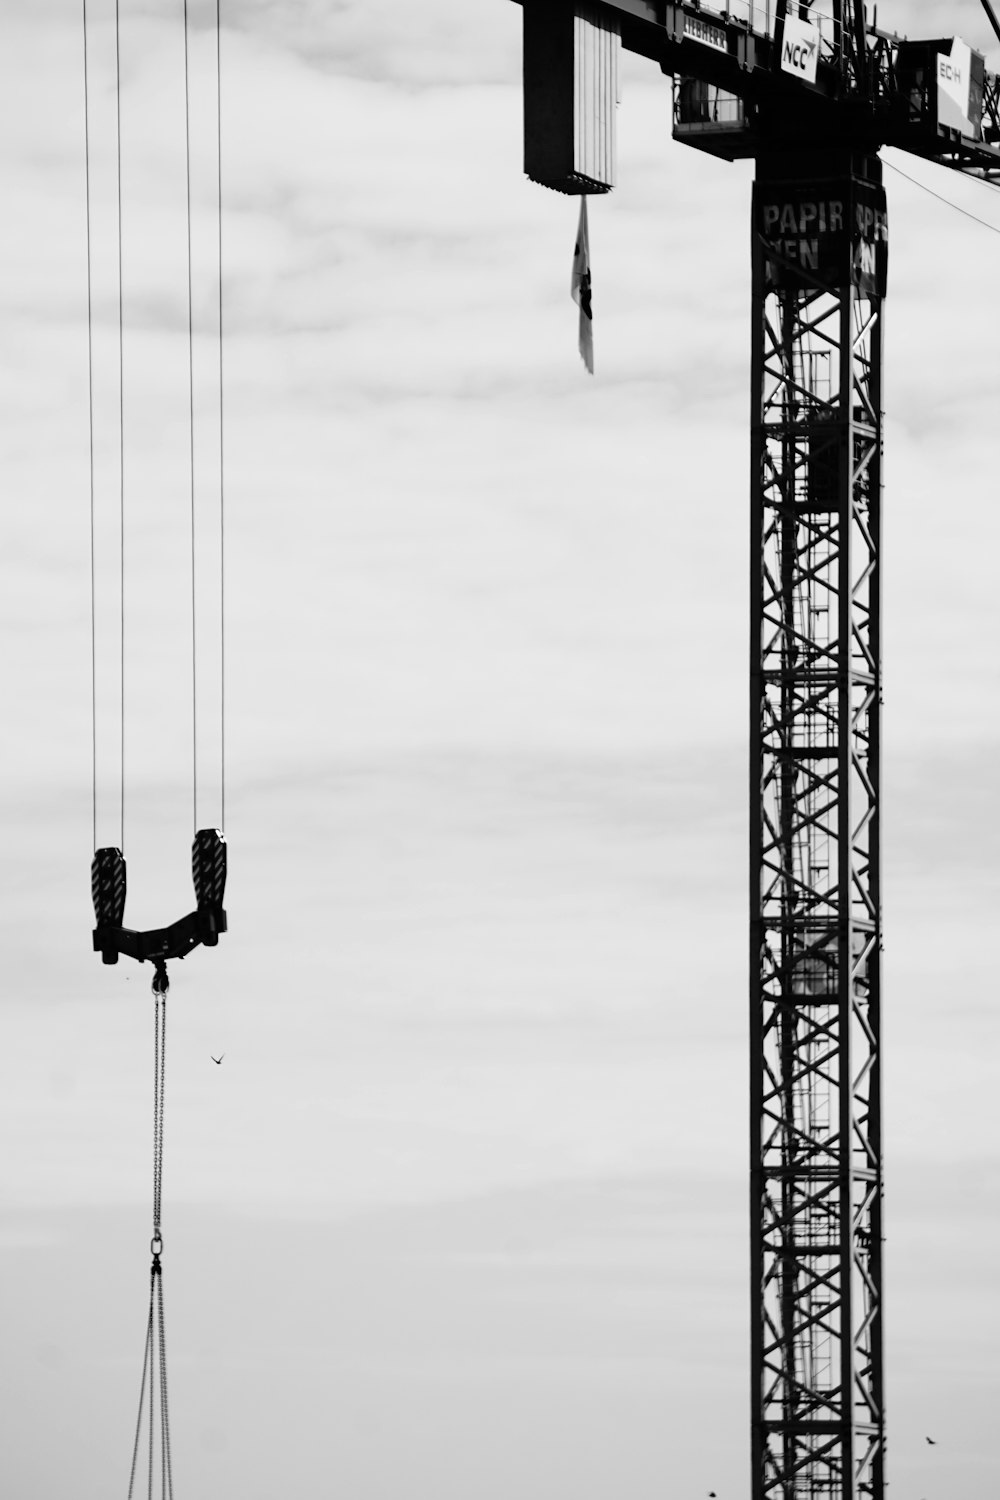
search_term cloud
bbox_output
[221,0,521,86]
[3,12,1000,1495]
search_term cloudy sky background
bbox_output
[1,1,999,1495]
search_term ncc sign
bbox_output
[755,179,888,297]
[780,16,820,85]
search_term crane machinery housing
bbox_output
[512,2,1000,1497]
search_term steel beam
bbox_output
[749,151,885,1500]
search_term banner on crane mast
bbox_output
[754,178,888,298]
[937,37,985,139]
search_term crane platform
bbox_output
[515,0,1000,184]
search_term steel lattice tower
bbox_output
[514,3,1000,1495]
[750,149,885,1500]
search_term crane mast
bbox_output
[513,2,998,1496]
[750,144,884,1499]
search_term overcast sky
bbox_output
[1,2,999,1497]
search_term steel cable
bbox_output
[82,0,97,853]
[83,0,128,853]
[885,156,1000,235]
[115,0,125,851]
[183,0,198,834]
[216,0,226,834]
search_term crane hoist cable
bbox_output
[85,0,228,982]
[82,3,226,1491]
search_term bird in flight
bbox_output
[211,1054,225,1065]
[925,1436,936,1445]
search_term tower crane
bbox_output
[511,2,1000,1496]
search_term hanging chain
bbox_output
[126,1299,152,1500]
[156,1269,174,1500]
[152,971,166,1250]
[128,967,174,1500]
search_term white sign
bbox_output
[938,37,974,135]
[781,16,820,85]
[684,14,726,54]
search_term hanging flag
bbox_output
[571,196,594,374]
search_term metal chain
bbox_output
[152,981,166,1245]
[127,971,173,1499]
[156,1269,174,1500]
[126,1293,153,1500]
[148,1308,155,1500]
